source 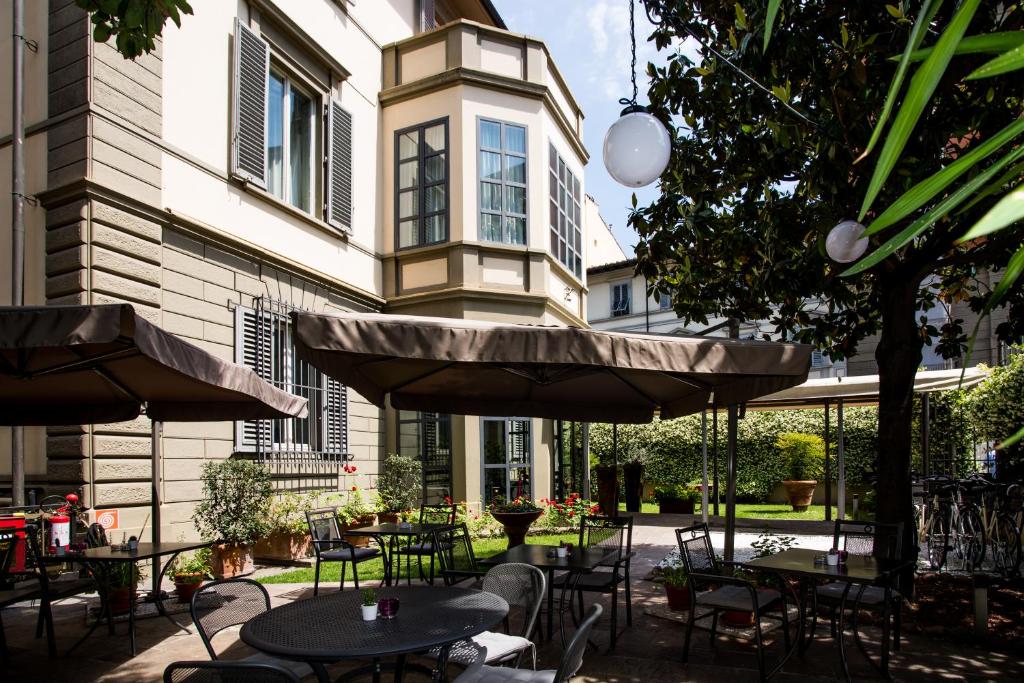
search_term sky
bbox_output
[490,0,666,256]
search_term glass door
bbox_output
[481,417,532,505]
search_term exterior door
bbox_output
[481,417,531,505]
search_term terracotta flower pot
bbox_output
[174,575,204,604]
[342,514,377,547]
[781,480,817,512]
[664,584,691,611]
[622,463,644,513]
[254,530,312,562]
[595,465,618,516]
[722,609,756,628]
[377,512,401,525]
[210,543,254,579]
[491,510,543,548]
[107,585,135,615]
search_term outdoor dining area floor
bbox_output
[2,516,1021,683]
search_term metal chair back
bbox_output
[833,520,903,560]
[420,503,457,526]
[482,562,545,639]
[164,660,300,683]
[675,523,719,589]
[438,523,482,585]
[580,515,631,567]
[190,579,271,659]
[305,507,349,558]
[553,603,603,683]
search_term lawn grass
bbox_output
[259,532,578,585]
[617,501,837,520]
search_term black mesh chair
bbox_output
[438,523,485,587]
[815,521,904,649]
[553,515,633,650]
[164,660,301,683]
[305,507,380,595]
[190,579,311,679]
[454,604,602,683]
[393,503,457,585]
[86,523,108,549]
[676,524,791,682]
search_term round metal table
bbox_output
[240,586,508,682]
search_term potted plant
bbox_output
[341,487,376,547]
[105,562,140,615]
[193,459,273,578]
[375,453,422,524]
[255,491,317,563]
[661,565,691,611]
[654,484,700,514]
[721,531,795,627]
[489,496,543,548]
[777,432,825,512]
[621,446,647,513]
[361,588,378,621]
[170,549,210,604]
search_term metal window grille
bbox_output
[235,298,348,491]
[397,411,453,504]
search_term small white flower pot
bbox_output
[361,604,378,621]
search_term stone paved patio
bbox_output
[2,516,1020,682]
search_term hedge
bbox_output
[587,407,880,501]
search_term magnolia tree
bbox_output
[632,0,1024,554]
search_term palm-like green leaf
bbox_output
[844,146,1024,276]
[897,31,1024,61]
[956,160,1024,216]
[960,183,1024,240]
[965,44,1024,79]
[999,425,1024,450]
[763,0,782,51]
[857,0,981,222]
[855,0,941,164]
[865,116,1024,235]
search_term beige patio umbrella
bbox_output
[291,311,812,423]
[0,304,308,577]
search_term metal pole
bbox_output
[581,422,591,499]
[921,393,930,477]
[837,400,846,520]
[611,423,619,514]
[701,410,709,524]
[824,398,831,522]
[712,408,719,516]
[151,420,162,594]
[723,403,738,562]
[10,0,27,507]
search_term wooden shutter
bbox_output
[231,18,270,188]
[234,306,273,452]
[325,101,353,231]
[323,379,348,457]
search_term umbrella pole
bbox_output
[837,400,846,520]
[712,408,719,517]
[612,423,619,516]
[701,410,709,524]
[824,399,831,522]
[723,404,738,563]
[151,420,162,595]
[581,423,591,499]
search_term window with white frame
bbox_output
[396,119,449,248]
[479,119,527,245]
[611,281,631,317]
[230,19,353,231]
[548,144,582,278]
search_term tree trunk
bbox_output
[874,276,923,575]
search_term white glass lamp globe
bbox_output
[603,108,671,188]
[826,220,869,263]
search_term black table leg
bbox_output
[311,662,330,683]
[394,654,406,683]
[836,582,853,682]
[128,568,138,657]
[151,551,191,633]
[545,568,555,641]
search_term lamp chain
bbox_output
[619,0,639,108]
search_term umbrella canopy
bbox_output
[0,304,308,425]
[292,311,812,423]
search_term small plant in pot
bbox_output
[255,491,320,563]
[361,588,378,621]
[654,484,700,514]
[489,496,543,548]
[193,459,273,578]
[661,565,691,611]
[340,487,376,547]
[375,453,422,523]
[105,562,140,615]
[170,549,210,604]
[778,432,825,512]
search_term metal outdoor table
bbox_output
[480,543,613,645]
[240,585,508,683]
[343,523,454,586]
[742,547,910,681]
[59,540,212,657]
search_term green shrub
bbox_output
[966,351,1024,480]
[193,459,274,545]
[653,484,700,504]
[777,432,825,481]
[376,452,422,513]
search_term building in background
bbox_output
[0,0,597,539]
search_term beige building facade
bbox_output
[1,0,596,540]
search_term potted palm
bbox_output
[105,562,140,615]
[193,459,273,578]
[170,549,210,603]
[375,453,422,524]
[778,433,825,512]
[489,496,543,548]
[662,565,691,611]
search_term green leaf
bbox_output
[898,31,1024,62]
[844,145,1024,276]
[857,0,981,222]
[92,22,111,42]
[955,159,1024,216]
[735,3,748,30]
[763,0,781,51]
[865,116,1024,235]
[999,425,1024,450]
[124,1,145,28]
[960,183,1024,241]
[965,44,1024,80]
[854,0,941,164]
[885,4,903,19]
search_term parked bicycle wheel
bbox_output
[957,505,985,571]
[992,513,1021,578]
[925,509,950,571]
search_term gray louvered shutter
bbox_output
[323,379,348,457]
[326,101,353,231]
[231,18,270,188]
[235,306,273,452]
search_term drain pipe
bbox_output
[10,0,26,507]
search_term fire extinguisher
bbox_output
[49,513,71,550]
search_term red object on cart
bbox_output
[0,515,27,572]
